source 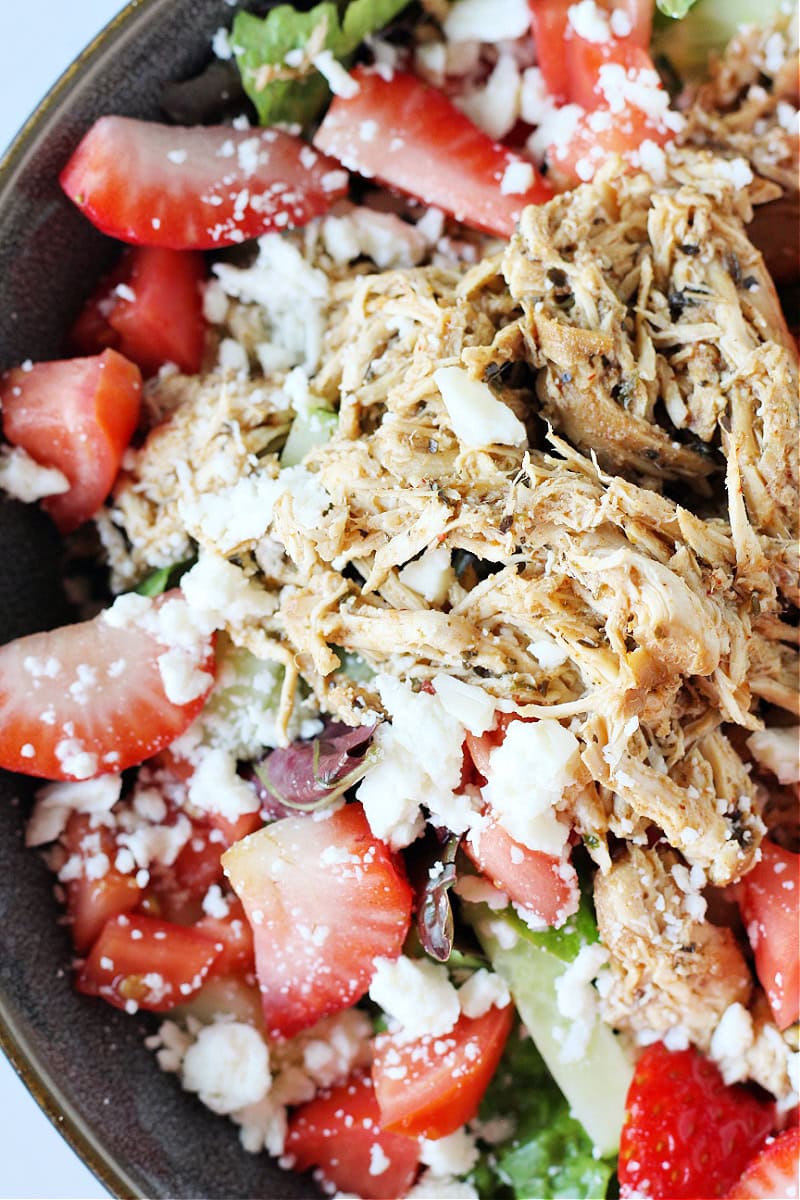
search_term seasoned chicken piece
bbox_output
[595,845,752,1049]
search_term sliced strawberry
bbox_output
[464,813,579,926]
[529,0,652,103]
[76,912,221,1012]
[313,67,551,238]
[222,802,412,1040]
[62,812,144,953]
[0,591,215,781]
[70,246,207,376]
[739,840,800,1030]
[726,1127,800,1199]
[60,116,349,249]
[194,896,256,977]
[0,349,142,533]
[619,1043,776,1199]
[372,1004,513,1139]
[285,1070,420,1200]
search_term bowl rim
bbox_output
[0,6,153,1195]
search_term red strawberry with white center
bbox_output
[0,590,215,780]
[60,117,349,249]
[726,1126,800,1199]
[222,802,412,1040]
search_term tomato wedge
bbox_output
[739,840,800,1030]
[286,1070,420,1200]
[70,246,207,376]
[223,802,412,1040]
[0,592,215,780]
[77,912,221,1012]
[372,1004,514,1139]
[1,349,141,532]
[60,117,349,249]
[313,67,551,238]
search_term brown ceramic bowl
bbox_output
[0,2,315,1195]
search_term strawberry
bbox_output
[726,1127,800,1199]
[0,591,215,780]
[619,1043,776,1199]
[60,117,349,249]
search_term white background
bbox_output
[1,4,135,1197]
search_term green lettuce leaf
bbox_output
[655,0,699,16]
[472,1031,616,1200]
[232,0,411,128]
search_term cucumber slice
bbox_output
[466,904,634,1156]
[280,406,338,467]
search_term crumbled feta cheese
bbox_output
[458,968,510,1018]
[709,1003,755,1085]
[554,942,610,1062]
[567,1,611,43]
[181,1022,271,1114]
[482,719,579,854]
[456,53,521,141]
[180,554,277,634]
[528,638,569,669]
[398,546,455,605]
[500,160,535,195]
[188,748,260,821]
[408,1170,479,1199]
[313,51,360,98]
[746,727,800,785]
[0,446,69,503]
[368,1144,391,1176]
[26,774,121,848]
[432,674,495,735]
[211,26,232,60]
[443,0,531,43]
[434,366,527,449]
[369,955,460,1038]
[419,1127,479,1176]
[157,646,214,705]
[716,156,754,189]
[322,206,427,269]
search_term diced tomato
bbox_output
[223,802,412,1040]
[60,117,349,250]
[0,591,215,780]
[464,813,579,926]
[619,1043,776,1200]
[76,912,221,1012]
[70,246,207,377]
[372,1004,514,1139]
[62,813,143,953]
[726,1127,800,1199]
[0,349,142,532]
[313,67,551,238]
[194,896,256,977]
[286,1071,419,1199]
[739,840,800,1030]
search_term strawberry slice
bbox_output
[286,1070,420,1200]
[619,1043,776,1199]
[222,802,412,1040]
[739,840,800,1030]
[726,1127,800,1199]
[60,116,349,249]
[1,349,142,533]
[313,67,551,238]
[0,591,215,781]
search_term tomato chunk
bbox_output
[77,913,221,1011]
[223,802,412,1040]
[314,67,551,238]
[373,1004,514,1139]
[1,349,141,532]
[70,246,207,377]
[60,117,349,249]
[0,591,215,780]
[286,1070,420,1200]
[739,840,800,1030]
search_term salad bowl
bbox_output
[0,1,314,1195]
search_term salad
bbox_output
[0,1,798,1197]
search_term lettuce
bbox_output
[232,0,411,128]
[471,1031,616,1200]
[655,0,699,16]
[653,0,790,79]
